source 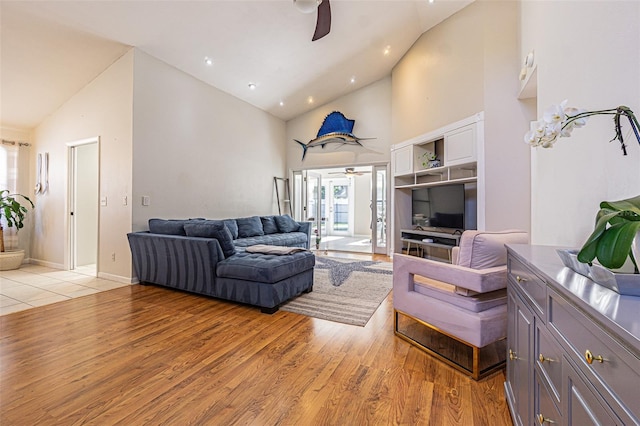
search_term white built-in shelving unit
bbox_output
[390,112,485,259]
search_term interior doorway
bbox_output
[292,165,388,255]
[68,137,99,276]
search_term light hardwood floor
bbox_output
[1,255,513,425]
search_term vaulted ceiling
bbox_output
[1,0,472,129]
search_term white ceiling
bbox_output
[1,0,472,129]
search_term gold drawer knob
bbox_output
[516,275,527,283]
[509,349,517,361]
[538,353,553,363]
[585,349,604,364]
[537,413,555,424]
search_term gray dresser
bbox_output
[505,244,640,426]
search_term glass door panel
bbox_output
[328,178,352,236]
[372,165,388,254]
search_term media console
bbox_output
[400,228,462,262]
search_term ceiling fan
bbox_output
[294,0,331,41]
[329,167,372,177]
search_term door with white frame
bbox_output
[68,138,99,274]
[372,165,388,254]
[305,171,325,244]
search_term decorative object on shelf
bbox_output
[294,111,375,160]
[420,151,441,168]
[524,100,640,154]
[577,195,640,271]
[0,190,34,270]
[557,248,640,296]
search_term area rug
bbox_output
[280,256,393,327]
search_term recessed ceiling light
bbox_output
[279,101,285,107]
[248,83,257,90]
[204,57,213,66]
[429,0,435,3]
[307,96,314,104]
[350,76,356,84]
[383,46,391,56]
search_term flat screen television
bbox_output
[411,183,477,231]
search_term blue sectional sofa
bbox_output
[127,215,315,313]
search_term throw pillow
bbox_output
[184,220,236,258]
[149,219,189,236]
[236,216,265,238]
[261,216,279,234]
[223,219,239,239]
[274,215,300,233]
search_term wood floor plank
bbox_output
[1,258,513,425]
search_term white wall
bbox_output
[391,3,484,143]
[286,77,392,171]
[132,50,287,230]
[32,50,134,280]
[523,1,640,247]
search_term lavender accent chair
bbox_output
[393,230,528,380]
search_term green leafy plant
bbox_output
[0,190,34,253]
[577,195,640,270]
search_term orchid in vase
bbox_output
[526,100,640,271]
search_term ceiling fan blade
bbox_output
[312,0,331,41]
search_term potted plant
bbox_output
[0,190,34,270]
[420,151,440,169]
[577,195,640,272]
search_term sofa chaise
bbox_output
[127,215,315,313]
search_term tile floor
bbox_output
[0,264,129,316]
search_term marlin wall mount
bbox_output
[294,111,374,160]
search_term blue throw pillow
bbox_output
[274,215,300,233]
[184,220,236,258]
[236,216,265,238]
[149,219,189,235]
[223,219,239,239]
[261,216,279,234]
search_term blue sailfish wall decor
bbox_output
[294,111,374,160]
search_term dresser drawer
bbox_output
[549,290,640,420]
[536,323,562,406]
[509,256,547,319]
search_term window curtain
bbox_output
[1,143,20,249]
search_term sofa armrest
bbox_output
[127,231,224,287]
[393,253,507,295]
[297,221,312,249]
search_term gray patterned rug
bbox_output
[280,256,393,327]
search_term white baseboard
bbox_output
[97,271,137,285]
[27,258,65,270]
[29,258,137,285]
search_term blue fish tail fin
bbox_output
[294,139,308,160]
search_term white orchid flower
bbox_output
[564,107,588,127]
[543,100,568,124]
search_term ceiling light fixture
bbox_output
[294,0,322,14]
[279,101,284,107]
[350,76,356,84]
[307,96,314,104]
[429,0,435,3]
[204,57,213,66]
[248,83,257,90]
[383,46,391,56]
